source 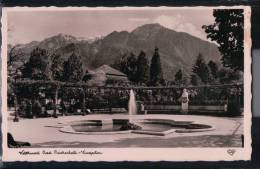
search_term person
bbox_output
[180,88,189,114]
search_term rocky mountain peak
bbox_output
[9,23,221,80]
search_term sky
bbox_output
[7,8,215,45]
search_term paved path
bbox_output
[7,114,243,147]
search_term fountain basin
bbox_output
[58,118,214,135]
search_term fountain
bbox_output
[128,89,137,123]
[119,89,141,131]
[57,89,213,135]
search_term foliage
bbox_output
[112,54,128,74]
[136,51,149,84]
[202,9,244,71]
[126,53,138,82]
[174,69,184,86]
[59,87,84,100]
[8,45,25,71]
[218,68,242,84]
[192,53,211,84]
[112,52,140,83]
[63,53,83,82]
[32,100,42,116]
[51,53,64,81]
[149,47,164,86]
[208,60,219,79]
[24,99,33,118]
[82,70,93,82]
[227,95,242,116]
[190,74,202,86]
[22,47,51,80]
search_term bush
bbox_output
[46,101,55,110]
[25,100,33,118]
[227,96,241,116]
[32,100,42,117]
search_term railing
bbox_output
[10,80,243,114]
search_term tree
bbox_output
[150,47,164,86]
[174,69,183,85]
[192,53,211,84]
[8,45,25,69]
[112,54,128,74]
[22,47,51,80]
[218,68,241,84]
[208,60,219,79]
[126,53,138,82]
[63,53,83,82]
[202,9,244,71]
[51,53,64,81]
[136,51,149,84]
[190,74,201,86]
[82,70,92,82]
[112,52,138,83]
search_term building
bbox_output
[84,64,129,86]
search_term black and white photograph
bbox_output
[1,7,251,161]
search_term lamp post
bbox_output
[13,69,21,122]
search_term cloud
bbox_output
[128,17,150,22]
[153,15,207,40]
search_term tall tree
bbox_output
[208,60,219,79]
[192,53,211,84]
[22,47,51,80]
[136,51,149,83]
[218,68,241,84]
[51,53,64,81]
[150,47,164,86]
[202,9,244,71]
[8,45,25,69]
[63,53,83,82]
[174,69,183,85]
[112,52,138,82]
[126,52,138,82]
[112,54,128,74]
[190,74,201,86]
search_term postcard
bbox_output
[1,6,252,161]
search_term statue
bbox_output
[181,88,189,114]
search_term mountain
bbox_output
[9,23,221,80]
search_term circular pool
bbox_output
[59,118,214,135]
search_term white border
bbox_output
[1,6,252,162]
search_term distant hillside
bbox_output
[9,23,222,80]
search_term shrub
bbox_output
[227,96,241,116]
[32,100,42,117]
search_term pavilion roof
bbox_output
[94,65,127,77]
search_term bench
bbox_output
[189,105,227,113]
[141,104,227,115]
[92,108,127,113]
[141,105,181,114]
